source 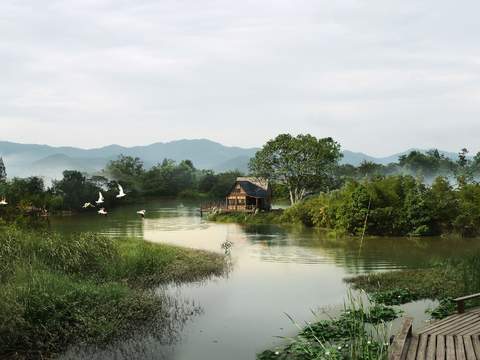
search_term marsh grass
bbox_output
[0,226,225,359]
[257,293,395,360]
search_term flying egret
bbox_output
[136,209,146,218]
[116,184,126,198]
[82,202,95,208]
[96,192,104,204]
[0,198,7,206]
[98,208,108,216]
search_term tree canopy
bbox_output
[249,134,342,204]
[0,157,6,183]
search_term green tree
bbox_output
[357,161,384,178]
[105,155,145,196]
[455,148,473,186]
[52,171,101,210]
[249,134,342,205]
[0,157,6,182]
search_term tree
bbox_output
[105,155,145,196]
[249,134,342,205]
[456,148,473,186]
[358,161,384,178]
[0,157,6,182]
[52,170,101,210]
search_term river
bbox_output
[50,200,480,360]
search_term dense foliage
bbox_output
[334,148,480,185]
[0,156,242,214]
[282,175,480,237]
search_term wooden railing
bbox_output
[200,203,257,215]
[453,293,480,314]
[389,317,413,360]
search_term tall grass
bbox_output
[0,226,225,358]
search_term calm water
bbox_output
[51,200,480,360]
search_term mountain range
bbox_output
[0,139,463,181]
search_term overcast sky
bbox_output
[1,0,479,156]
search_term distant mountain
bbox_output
[0,139,464,181]
[0,139,258,180]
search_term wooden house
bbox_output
[225,177,272,212]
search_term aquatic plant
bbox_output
[370,289,420,306]
[257,294,393,360]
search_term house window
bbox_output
[237,198,245,205]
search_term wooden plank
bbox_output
[456,335,467,360]
[436,335,446,360]
[428,314,480,333]
[422,314,475,333]
[390,318,413,360]
[417,334,429,360]
[439,316,480,336]
[446,336,456,360]
[463,336,476,360]
[457,322,480,336]
[430,315,480,335]
[426,335,437,360]
[405,336,419,360]
[471,335,480,358]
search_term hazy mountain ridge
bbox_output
[0,139,465,180]
[0,139,258,179]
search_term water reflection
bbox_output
[50,200,480,360]
[59,293,203,360]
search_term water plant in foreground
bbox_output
[0,226,226,359]
[257,294,398,360]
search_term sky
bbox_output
[1,0,480,156]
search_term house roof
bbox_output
[234,177,269,198]
[236,177,269,190]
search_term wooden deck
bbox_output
[390,294,480,360]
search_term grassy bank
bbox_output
[346,253,480,319]
[207,209,285,225]
[0,226,225,359]
[257,295,397,360]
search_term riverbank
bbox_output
[0,226,225,359]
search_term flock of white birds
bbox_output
[0,183,147,218]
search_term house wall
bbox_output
[225,181,271,211]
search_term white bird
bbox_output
[98,208,108,216]
[82,202,95,208]
[96,192,104,204]
[116,184,126,199]
[0,198,7,206]
[136,209,146,218]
